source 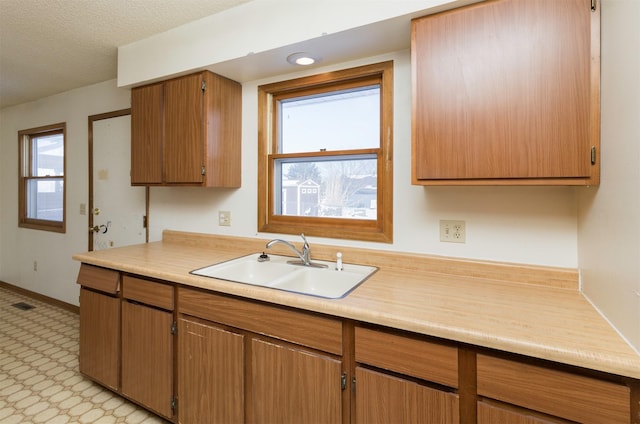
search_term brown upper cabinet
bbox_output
[411,0,600,185]
[131,71,242,187]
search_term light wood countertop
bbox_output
[73,231,640,380]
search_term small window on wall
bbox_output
[18,123,66,233]
[258,61,393,242]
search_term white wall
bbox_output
[0,80,130,305]
[149,50,579,268]
[1,0,636,359]
[578,0,640,352]
[3,0,602,313]
[117,0,479,87]
[0,51,579,309]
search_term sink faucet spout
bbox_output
[265,233,326,268]
[266,238,308,264]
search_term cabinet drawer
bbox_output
[76,264,120,294]
[355,326,458,388]
[123,276,174,311]
[356,367,460,424]
[477,401,565,424]
[477,354,630,424]
[178,287,342,355]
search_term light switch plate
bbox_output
[218,211,231,226]
[440,220,466,243]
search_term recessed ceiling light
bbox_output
[286,52,318,66]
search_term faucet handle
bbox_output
[299,233,311,264]
[300,233,310,249]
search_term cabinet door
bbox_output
[178,318,244,424]
[131,83,163,184]
[79,288,120,391]
[121,301,173,419]
[476,353,630,424]
[251,338,342,424]
[412,0,597,184]
[164,73,204,184]
[478,401,564,424]
[355,367,459,424]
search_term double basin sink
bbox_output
[191,253,377,299]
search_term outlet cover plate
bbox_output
[218,211,231,226]
[440,220,466,243]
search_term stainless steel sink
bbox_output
[190,253,377,298]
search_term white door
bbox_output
[91,113,146,251]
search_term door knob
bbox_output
[89,225,108,234]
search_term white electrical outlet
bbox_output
[440,220,466,243]
[218,211,231,226]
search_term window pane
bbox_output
[32,133,64,176]
[26,179,64,221]
[279,86,380,154]
[275,156,377,219]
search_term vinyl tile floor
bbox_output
[0,286,169,424]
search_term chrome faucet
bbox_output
[265,233,327,268]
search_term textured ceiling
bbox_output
[0,0,250,109]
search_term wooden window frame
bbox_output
[258,61,393,243]
[18,123,67,233]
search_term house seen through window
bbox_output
[258,61,393,242]
[18,123,66,233]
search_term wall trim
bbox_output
[0,281,79,314]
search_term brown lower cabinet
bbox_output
[177,315,343,424]
[78,264,640,424]
[354,326,460,424]
[355,367,459,423]
[477,401,565,424]
[177,317,245,423]
[251,338,343,423]
[77,266,175,420]
[77,264,121,392]
[78,287,120,391]
[120,275,175,419]
[121,300,173,419]
[476,353,632,424]
[177,287,345,424]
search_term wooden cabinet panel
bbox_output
[163,73,204,184]
[202,72,242,188]
[130,70,241,187]
[355,326,458,388]
[178,287,342,354]
[121,301,173,419]
[477,401,567,424]
[477,354,630,424]
[131,82,163,184]
[78,264,637,424]
[355,367,459,424]
[79,288,119,391]
[178,317,244,424]
[251,338,342,424]
[122,275,174,310]
[76,264,119,294]
[411,0,599,185]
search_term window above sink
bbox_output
[257,61,394,243]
